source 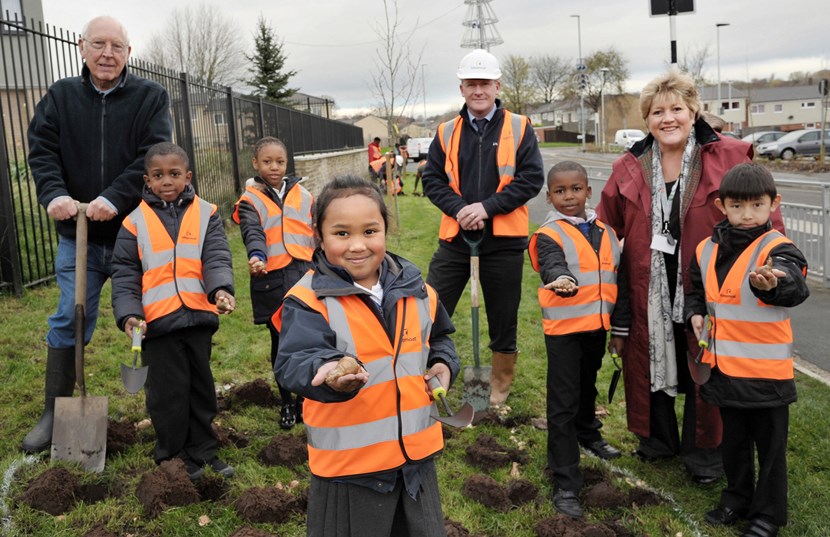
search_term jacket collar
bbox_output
[82,63,129,93]
[627,117,719,158]
[458,98,503,123]
[142,183,196,209]
[712,219,773,255]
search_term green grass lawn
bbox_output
[1,195,829,536]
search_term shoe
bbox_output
[693,474,719,485]
[741,518,779,537]
[295,397,304,425]
[280,403,296,430]
[705,505,742,526]
[21,347,76,453]
[552,489,583,518]
[632,449,671,463]
[582,439,621,460]
[207,458,235,478]
[181,457,205,481]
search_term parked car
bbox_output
[756,129,830,160]
[720,131,740,140]
[741,131,786,146]
[405,137,433,162]
[614,129,646,149]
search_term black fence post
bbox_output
[257,97,266,140]
[226,86,241,195]
[179,72,198,192]
[0,126,24,296]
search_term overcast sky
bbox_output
[40,0,829,119]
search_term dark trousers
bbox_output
[638,323,722,478]
[307,460,445,537]
[426,243,523,352]
[143,326,218,464]
[719,405,789,526]
[268,323,295,405]
[545,331,606,492]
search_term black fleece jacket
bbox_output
[29,65,172,244]
[421,100,544,254]
[685,220,809,408]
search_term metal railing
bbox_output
[0,16,362,295]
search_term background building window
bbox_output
[0,0,23,33]
[214,112,226,126]
[801,102,816,109]
[751,104,765,114]
[774,104,783,113]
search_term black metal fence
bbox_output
[0,16,362,295]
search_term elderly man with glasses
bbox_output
[22,16,172,454]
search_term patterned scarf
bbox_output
[646,128,698,395]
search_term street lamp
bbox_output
[600,67,610,153]
[571,14,586,153]
[716,22,730,115]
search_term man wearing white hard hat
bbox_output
[421,49,544,405]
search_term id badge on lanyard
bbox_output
[650,181,678,254]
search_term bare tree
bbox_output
[565,48,629,113]
[143,3,244,86]
[500,55,537,114]
[673,43,710,86]
[531,55,570,104]
[370,0,422,144]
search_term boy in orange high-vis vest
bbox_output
[686,163,808,537]
[112,142,236,482]
[528,161,629,519]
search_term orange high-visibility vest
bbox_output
[232,183,314,270]
[436,110,529,240]
[122,197,217,322]
[528,218,620,335]
[369,158,385,173]
[697,230,794,380]
[276,272,444,478]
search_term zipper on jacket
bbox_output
[169,202,185,305]
[476,121,484,200]
[100,94,107,194]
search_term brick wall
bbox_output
[294,148,367,195]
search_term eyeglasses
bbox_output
[85,40,128,54]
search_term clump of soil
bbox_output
[445,518,483,537]
[197,474,231,502]
[77,481,110,504]
[581,466,606,488]
[462,474,511,512]
[135,459,200,516]
[583,482,628,509]
[628,487,662,508]
[213,423,250,448]
[19,467,79,515]
[465,433,526,471]
[507,478,538,505]
[258,435,308,467]
[535,515,616,537]
[228,527,279,537]
[234,486,302,524]
[230,379,280,407]
[107,418,138,455]
[83,525,117,537]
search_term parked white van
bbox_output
[614,129,646,149]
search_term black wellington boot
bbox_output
[21,347,76,453]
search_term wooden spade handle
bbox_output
[74,203,88,396]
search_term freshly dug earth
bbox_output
[228,527,279,537]
[135,459,200,516]
[19,467,79,515]
[462,474,511,512]
[234,486,302,524]
[507,478,539,505]
[628,487,662,507]
[213,422,251,448]
[583,481,628,509]
[465,433,526,471]
[444,518,487,537]
[107,418,138,455]
[258,434,308,467]
[83,525,117,537]
[535,514,617,537]
[230,378,280,407]
[197,474,231,502]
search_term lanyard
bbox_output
[661,180,679,235]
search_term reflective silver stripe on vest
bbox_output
[542,301,616,321]
[416,293,434,359]
[440,119,459,186]
[496,112,524,179]
[306,405,434,451]
[143,278,207,305]
[241,191,289,259]
[283,188,315,250]
[699,232,793,359]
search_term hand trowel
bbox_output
[120,326,148,393]
[427,376,474,428]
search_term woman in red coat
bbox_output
[598,70,784,484]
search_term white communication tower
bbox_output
[460,0,504,51]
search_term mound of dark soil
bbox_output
[197,474,231,502]
[213,423,250,448]
[462,474,511,512]
[465,433,525,471]
[535,514,617,537]
[234,486,301,524]
[507,478,538,505]
[83,525,117,537]
[135,459,200,516]
[583,482,627,509]
[258,435,308,467]
[230,379,280,407]
[228,527,279,537]
[19,467,79,515]
[581,466,606,488]
[445,518,471,536]
[107,419,138,455]
[77,480,111,504]
[628,487,662,508]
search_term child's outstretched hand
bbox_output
[312,355,369,392]
[215,290,236,314]
[544,276,578,297]
[124,317,147,339]
[248,257,267,276]
[749,257,786,291]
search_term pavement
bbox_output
[530,147,830,386]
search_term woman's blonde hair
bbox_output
[639,70,701,121]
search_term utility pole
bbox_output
[716,22,730,115]
[571,14,586,153]
[460,0,504,51]
[600,67,609,153]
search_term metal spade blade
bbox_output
[428,376,474,428]
[120,326,148,394]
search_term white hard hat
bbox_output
[395,155,404,167]
[457,49,501,80]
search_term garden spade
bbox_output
[460,228,491,415]
[52,203,108,473]
[427,376,474,428]
[689,315,713,385]
[120,326,148,394]
[607,346,622,404]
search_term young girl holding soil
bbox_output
[273,174,460,537]
[232,137,314,429]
